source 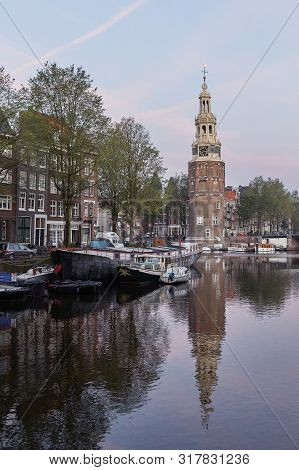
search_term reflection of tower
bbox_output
[189,257,226,427]
[188,67,225,242]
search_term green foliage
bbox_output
[0,67,24,182]
[21,62,109,244]
[238,176,293,234]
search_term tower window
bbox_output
[203,100,206,112]
[207,101,210,112]
[209,125,213,134]
[202,125,206,134]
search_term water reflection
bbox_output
[0,288,169,449]
[1,254,299,449]
[189,258,226,428]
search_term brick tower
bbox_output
[188,68,225,244]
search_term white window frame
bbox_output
[57,201,64,217]
[50,178,57,194]
[19,192,26,210]
[28,193,35,211]
[50,200,57,217]
[38,174,46,191]
[196,216,204,225]
[72,202,79,218]
[29,173,37,190]
[0,195,11,210]
[37,194,45,212]
[84,202,89,218]
[19,171,27,188]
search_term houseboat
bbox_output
[51,242,202,283]
[256,243,275,254]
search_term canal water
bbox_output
[1,254,299,450]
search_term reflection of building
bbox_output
[188,257,226,427]
[0,290,169,449]
[188,69,225,243]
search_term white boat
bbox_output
[160,266,191,285]
[256,243,275,254]
[16,266,54,285]
[201,246,212,253]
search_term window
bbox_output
[17,217,31,243]
[57,201,64,217]
[84,202,89,218]
[205,228,210,238]
[1,221,7,240]
[50,178,57,194]
[83,188,89,196]
[89,183,94,197]
[19,192,26,210]
[49,224,64,246]
[196,216,204,225]
[20,171,27,187]
[38,174,46,191]
[0,195,11,210]
[72,202,79,218]
[216,201,221,209]
[37,194,45,211]
[89,203,94,217]
[50,200,57,217]
[212,216,218,226]
[28,193,35,210]
[209,125,213,134]
[0,169,12,184]
[202,125,206,134]
[29,173,37,189]
[39,152,47,168]
[84,159,92,176]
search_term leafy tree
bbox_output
[21,63,109,245]
[98,123,126,232]
[119,117,164,241]
[0,67,22,183]
[238,176,293,235]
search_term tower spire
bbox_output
[202,65,208,83]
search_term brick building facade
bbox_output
[188,72,225,243]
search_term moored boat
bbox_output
[256,243,275,254]
[227,243,249,253]
[16,266,54,285]
[201,246,212,253]
[0,284,32,300]
[51,242,202,282]
[160,266,191,285]
[117,262,163,286]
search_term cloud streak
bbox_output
[14,0,147,73]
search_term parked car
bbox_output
[0,242,35,260]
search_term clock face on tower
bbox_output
[198,146,208,157]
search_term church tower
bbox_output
[188,68,225,243]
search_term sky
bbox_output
[1,0,299,189]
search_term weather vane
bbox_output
[202,65,208,83]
